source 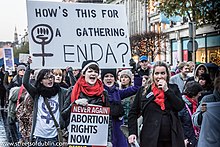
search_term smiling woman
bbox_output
[61,60,110,147]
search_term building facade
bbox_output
[106,0,220,66]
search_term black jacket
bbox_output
[128,84,185,147]
[179,95,198,147]
[61,86,109,127]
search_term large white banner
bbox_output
[69,104,110,146]
[27,1,131,69]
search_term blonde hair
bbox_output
[53,69,62,75]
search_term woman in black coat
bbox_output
[179,81,203,147]
[128,61,185,147]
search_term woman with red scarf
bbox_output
[128,61,185,147]
[61,60,109,146]
[179,81,203,147]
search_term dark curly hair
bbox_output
[183,81,203,98]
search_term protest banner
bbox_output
[27,1,131,69]
[68,104,110,147]
[3,48,15,71]
[198,102,220,147]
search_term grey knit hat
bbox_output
[120,69,132,80]
[17,65,26,72]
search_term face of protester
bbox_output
[199,79,206,86]
[140,60,149,70]
[18,69,25,76]
[153,66,168,87]
[103,73,115,87]
[73,69,80,77]
[120,74,130,87]
[41,72,55,87]
[142,76,148,87]
[181,65,190,76]
[189,63,195,73]
[84,68,99,86]
[197,66,206,76]
[54,73,62,83]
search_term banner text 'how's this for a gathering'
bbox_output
[27,1,131,69]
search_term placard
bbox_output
[68,104,110,146]
[3,48,15,71]
[27,1,131,69]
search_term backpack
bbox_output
[7,86,26,124]
[16,90,34,142]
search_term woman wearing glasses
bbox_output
[23,57,67,147]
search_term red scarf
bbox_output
[152,84,165,110]
[185,95,197,114]
[71,76,104,103]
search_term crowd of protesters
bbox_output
[0,55,220,147]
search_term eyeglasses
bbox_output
[43,75,54,80]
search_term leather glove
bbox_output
[129,58,136,74]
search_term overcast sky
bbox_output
[0,0,61,42]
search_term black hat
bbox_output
[101,69,117,80]
[81,60,99,74]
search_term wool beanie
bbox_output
[17,65,26,72]
[120,69,132,80]
[81,60,99,74]
[101,69,117,80]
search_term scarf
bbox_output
[38,84,60,98]
[152,83,165,110]
[185,95,197,114]
[71,76,104,103]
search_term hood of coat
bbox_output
[193,64,209,82]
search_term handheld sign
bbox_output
[27,1,131,69]
[19,53,30,64]
[68,104,110,146]
[3,48,15,71]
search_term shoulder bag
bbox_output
[43,97,63,143]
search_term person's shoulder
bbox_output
[201,93,216,102]
[170,74,179,80]
[168,83,179,89]
[60,87,68,92]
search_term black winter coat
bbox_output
[179,96,198,147]
[61,86,109,127]
[128,84,185,147]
